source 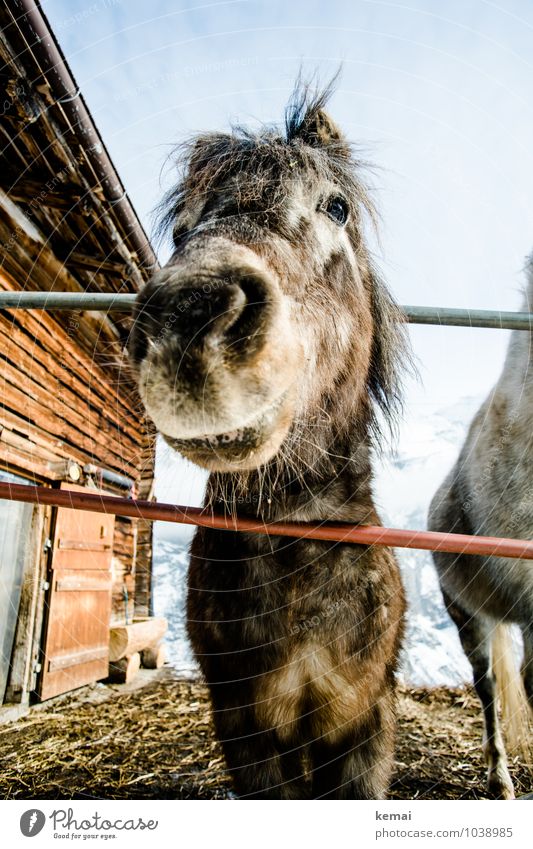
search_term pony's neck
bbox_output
[521,256,533,311]
[493,257,533,414]
[205,416,378,525]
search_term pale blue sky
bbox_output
[42,0,533,513]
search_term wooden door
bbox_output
[37,484,115,700]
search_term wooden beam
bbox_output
[141,643,166,669]
[7,179,85,212]
[108,652,141,684]
[109,617,168,662]
[63,252,131,276]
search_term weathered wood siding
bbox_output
[0,221,155,623]
[0,7,157,703]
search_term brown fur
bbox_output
[129,80,410,798]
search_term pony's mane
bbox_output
[284,74,339,142]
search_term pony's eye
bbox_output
[324,196,349,225]
[172,225,190,248]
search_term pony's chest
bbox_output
[254,641,377,744]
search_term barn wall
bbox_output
[0,8,160,704]
[0,202,156,628]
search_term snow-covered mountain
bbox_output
[152,395,494,686]
[152,540,197,676]
[373,395,486,685]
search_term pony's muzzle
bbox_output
[128,254,300,462]
[130,265,277,360]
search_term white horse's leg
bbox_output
[443,594,514,799]
[521,626,533,714]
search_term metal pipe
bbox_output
[83,464,134,492]
[0,292,137,311]
[5,0,158,273]
[402,305,533,330]
[1,291,532,330]
[1,482,532,561]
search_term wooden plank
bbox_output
[57,540,111,552]
[134,518,154,618]
[50,485,116,572]
[64,252,129,276]
[0,313,142,443]
[0,298,142,425]
[0,407,70,460]
[47,646,108,672]
[2,503,48,704]
[0,256,136,401]
[55,576,111,592]
[0,424,64,464]
[0,190,141,299]
[0,379,140,477]
[0,406,139,482]
[112,517,137,560]
[0,443,59,481]
[7,179,85,211]
[0,358,140,468]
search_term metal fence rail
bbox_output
[0,292,137,311]
[1,482,532,560]
[402,305,533,330]
[1,291,532,556]
[0,291,532,330]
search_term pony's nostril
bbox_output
[169,282,247,342]
[203,283,247,338]
[222,273,273,350]
[167,273,273,349]
[131,267,275,357]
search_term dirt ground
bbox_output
[0,668,531,800]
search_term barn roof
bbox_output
[0,0,158,302]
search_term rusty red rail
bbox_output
[1,482,532,560]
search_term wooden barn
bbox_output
[0,2,160,710]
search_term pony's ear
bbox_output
[299,108,344,147]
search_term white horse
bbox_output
[428,256,533,798]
